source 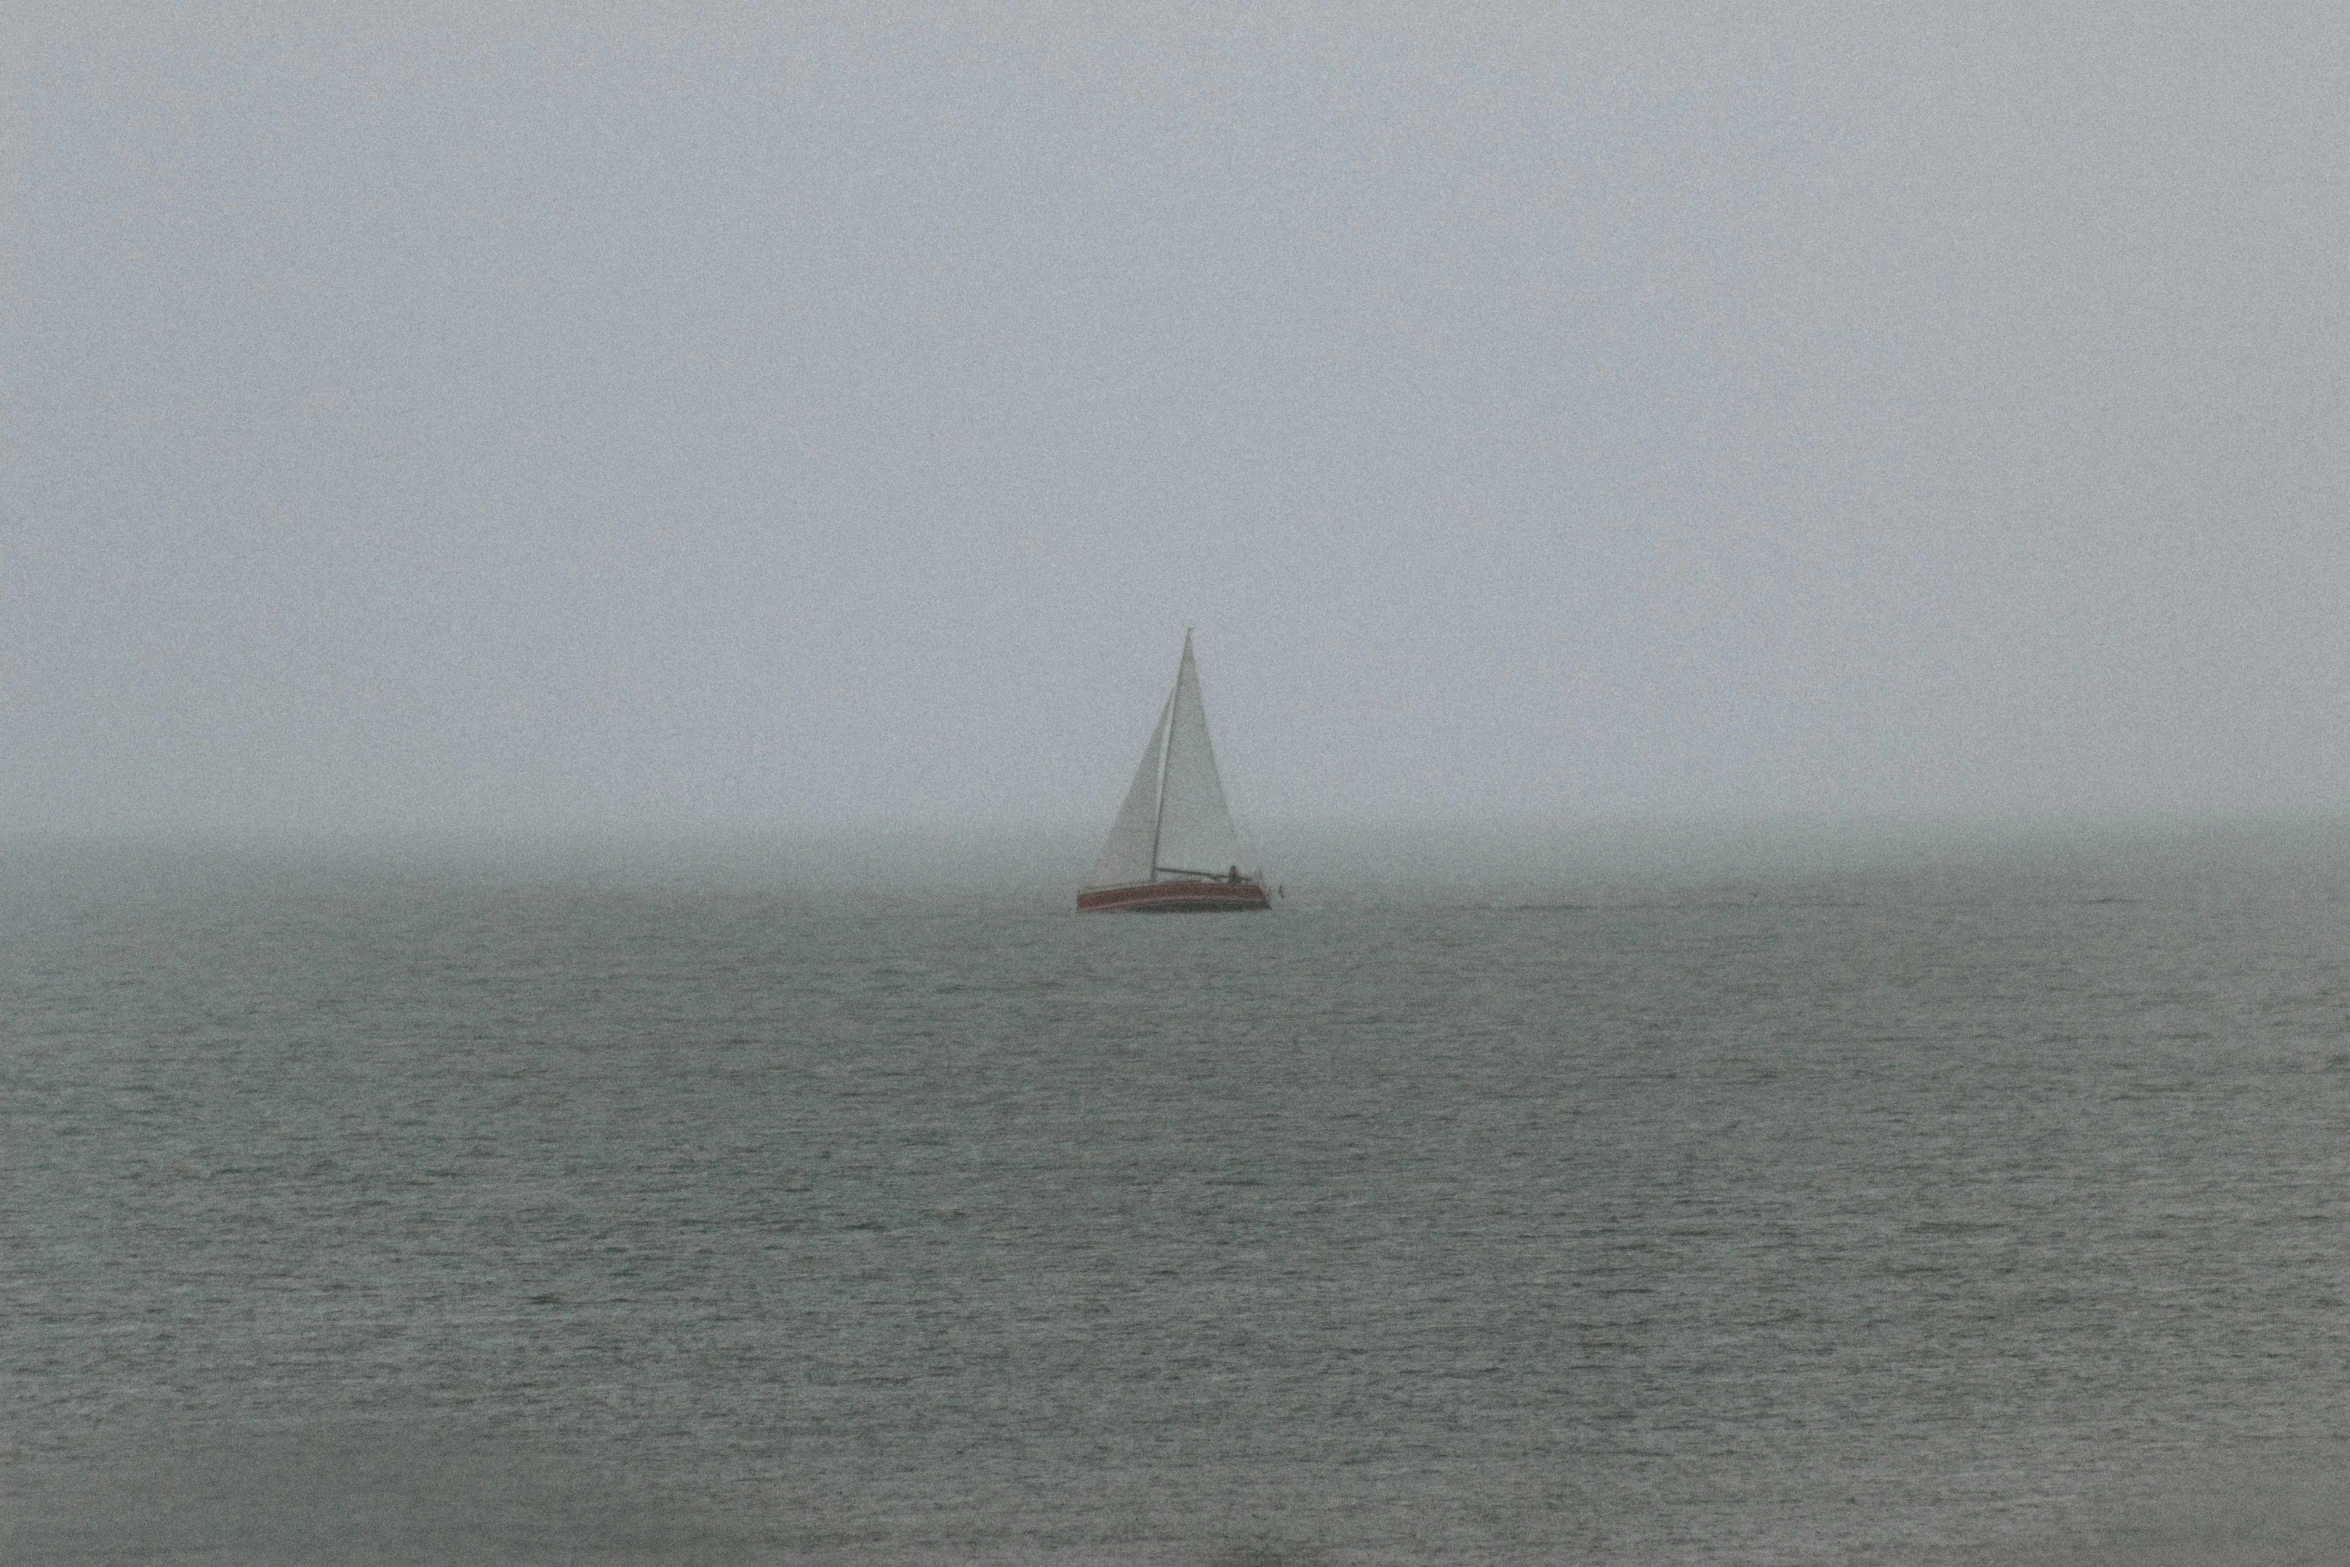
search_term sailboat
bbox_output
[1078,631,1272,913]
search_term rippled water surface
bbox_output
[7,834,2350,1563]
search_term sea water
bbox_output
[6,828,2350,1564]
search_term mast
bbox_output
[1146,628,1189,880]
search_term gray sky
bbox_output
[6,3,2346,839]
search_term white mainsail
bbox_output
[1153,636,1243,876]
[1083,632,1247,889]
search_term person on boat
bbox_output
[1227,865,1242,883]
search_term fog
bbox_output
[8,3,2346,841]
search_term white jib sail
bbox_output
[1152,634,1244,878]
[1084,692,1172,890]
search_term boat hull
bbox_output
[1077,879,1272,914]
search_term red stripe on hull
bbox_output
[1077,880,1272,914]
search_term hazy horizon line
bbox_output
[10,809,2350,900]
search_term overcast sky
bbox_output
[6,3,2346,839]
